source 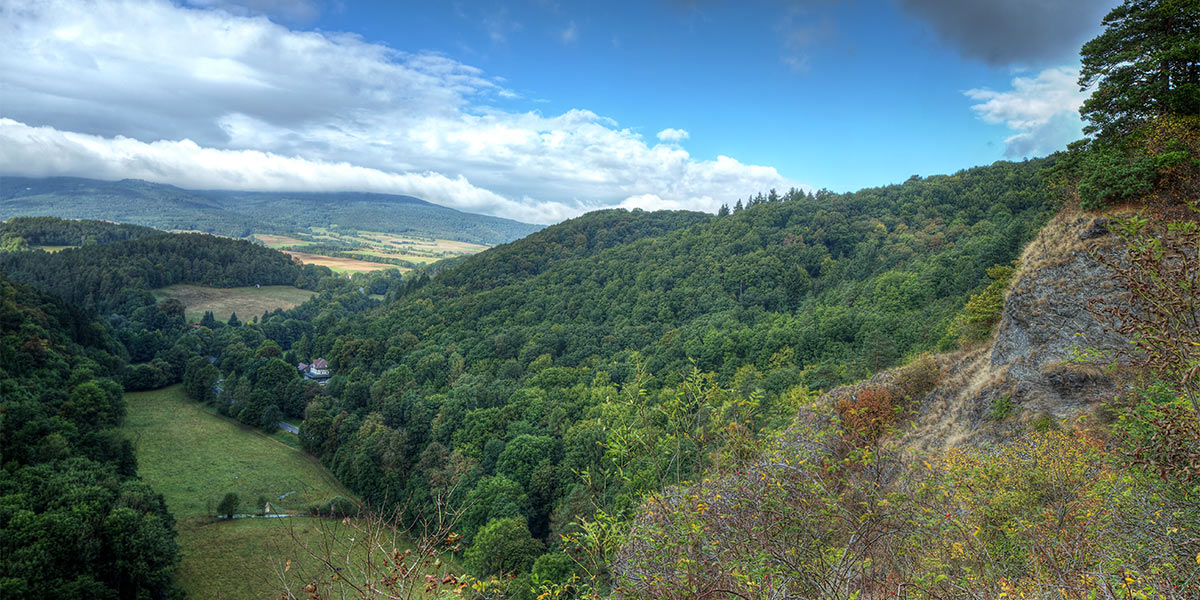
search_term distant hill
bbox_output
[0,176,542,245]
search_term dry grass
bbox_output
[252,234,311,248]
[282,250,399,273]
[154,284,315,321]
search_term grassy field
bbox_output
[153,284,316,321]
[32,244,76,252]
[123,386,366,599]
[252,229,490,273]
[282,249,399,273]
[252,233,311,248]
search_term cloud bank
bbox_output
[898,0,1116,66]
[0,0,794,223]
[965,67,1088,158]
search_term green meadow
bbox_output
[123,386,363,599]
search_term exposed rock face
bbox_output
[903,211,1131,451]
[990,236,1126,383]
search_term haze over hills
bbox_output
[0,176,542,245]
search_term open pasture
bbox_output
[123,386,377,599]
[153,284,315,321]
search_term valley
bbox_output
[2,2,1197,599]
[121,385,364,599]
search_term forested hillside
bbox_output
[0,217,160,250]
[0,224,328,313]
[0,274,180,599]
[1,176,541,245]
[173,157,1055,593]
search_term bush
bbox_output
[988,394,1014,421]
[835,386,897,444]
[943,264,1016,347]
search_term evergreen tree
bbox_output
[1079,0,1200,141]
[217,493,240,519]
[227,312,241,327]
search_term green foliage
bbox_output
[217,492,240,519]
[464,517,544,577]
[0,274,180,599]
[988,394,1014,421]
[1030,411,1058,432]
[0,232,30,252]
[943,263,1016,346]
[0,221,329,314]
[1079,0,1200,142]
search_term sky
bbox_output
[0,0,1119,223]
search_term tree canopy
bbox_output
[1079,0,1200,142]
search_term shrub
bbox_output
[988,394,1014,420]
[835,385,897,444]
[892,353,941,402]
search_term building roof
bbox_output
[311,358,328,369]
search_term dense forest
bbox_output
[0,274,180,599]
[0,217,160,250]
[2,1,1196,597]
[1,177,541,245]
[0,225,328,313]
[102,156,1046,595]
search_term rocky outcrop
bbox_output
[902,209,1131,451]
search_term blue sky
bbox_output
[0,0,1117,222]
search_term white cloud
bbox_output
[0,118,575,223]
[560,20,578,45]
[0,0,794,223]
[965,66,1088,157]
[656,128,690,143]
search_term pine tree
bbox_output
[1079,0,1200,141]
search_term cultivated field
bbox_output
[253,229,489,272]
[252,233,311,248]
[153,284,315,321]
[282,249,399,273]
[123,386,364,599]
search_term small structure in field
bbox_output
[298,358,332,384]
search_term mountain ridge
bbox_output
[0,175,541,245]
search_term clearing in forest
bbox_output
[123,386,369,599]
[153,284,316,321]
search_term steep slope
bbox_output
[903,207,1130,451]
[0,176,541,244]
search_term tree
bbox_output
[217,493,240,519]
[1079,0,1200,142]
[199,310,218,329]
[463,517,543,577]
[227,312,241,327]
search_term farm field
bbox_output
[282,249,399,273]
[253,228,490,272]
[253,233,311,248]
[122,386,371,599]
[153,284,315,321]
